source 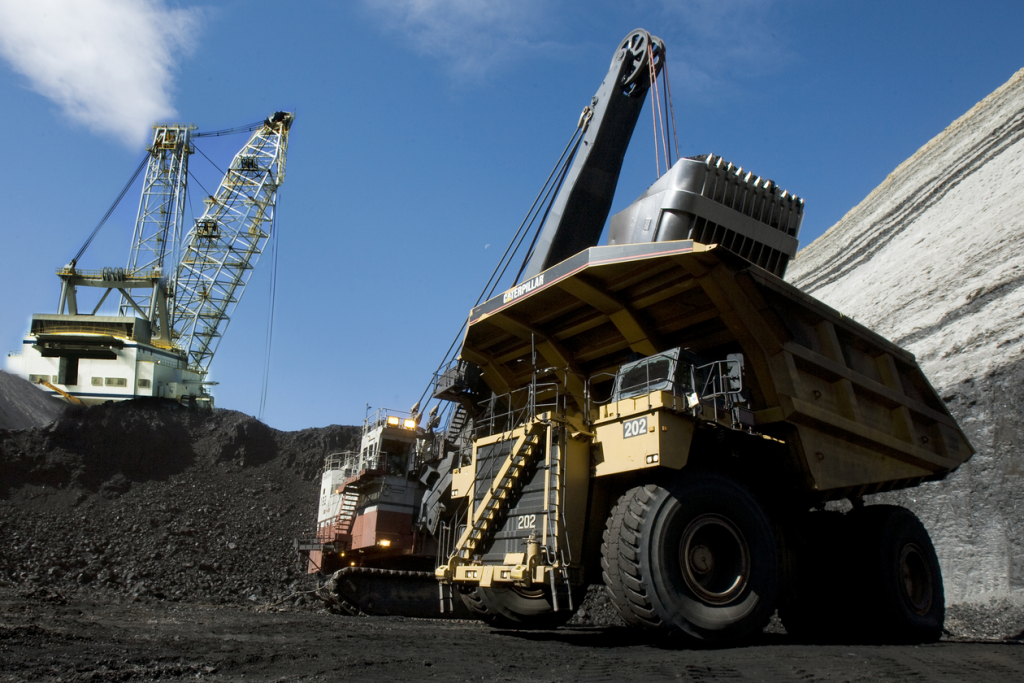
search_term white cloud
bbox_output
[0,0,201,148]
[360,0,553,81]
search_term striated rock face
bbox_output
[787,68,1024,603]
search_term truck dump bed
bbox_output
[459,240,973,499]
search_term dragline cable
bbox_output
[71,154,149,266]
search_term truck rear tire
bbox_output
[618,473,779,642]
[459,585,578,630]
[847,505,944,643]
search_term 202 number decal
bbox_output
[516,514,536,530]
[623,416,648,439]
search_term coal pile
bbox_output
[0,399,359,607]
[0,370,66,431]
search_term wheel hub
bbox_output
[678,514,750,605]
[899,542,933,615]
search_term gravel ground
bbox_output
[1,588,1022,683]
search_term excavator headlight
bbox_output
[378,539,392,547]
[402,419,417,430]
[386,416,400,427]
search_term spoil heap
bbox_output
[0,398,359,607]
[787,68,1024,608]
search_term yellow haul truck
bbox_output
[432,238,973,644]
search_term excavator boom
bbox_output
[521,29,665,279]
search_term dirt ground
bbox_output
[1,589,1022,683]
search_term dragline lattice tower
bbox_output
[121,123,195,320]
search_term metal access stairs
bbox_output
[331,489,361,549]
[451,423,545,561]
[448,404,469,436]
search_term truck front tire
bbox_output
[602,489,649,627]
[459,585,579,630]
[617,472,779,642]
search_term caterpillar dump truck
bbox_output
[433,233,972,642]
[305,29,974,643]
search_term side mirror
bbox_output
[725,353,744,394]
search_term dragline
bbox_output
[7,112,294,407]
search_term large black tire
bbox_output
[777,511,856,642]
[459,584,579,630]
[601,489,645,627]
[458,586,510,627]
[615,486,664,628]
[847,505,944,643]
[618,473,779,642]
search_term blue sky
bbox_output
[1,0,1022,431]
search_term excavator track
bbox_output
[318,567,472,619]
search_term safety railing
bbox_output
[472,378,562,440]
[694,358,745,424]
[585,366,695,418]
[322,450,387,480]
[55,266,163,281]
[363,406,419,432]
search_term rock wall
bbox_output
[787,68,1024,603]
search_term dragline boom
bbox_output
[171,111,294,374]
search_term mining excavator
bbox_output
[299,29,974,644]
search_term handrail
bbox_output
[473,379,563,439]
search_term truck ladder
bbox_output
[451,422,545,561]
